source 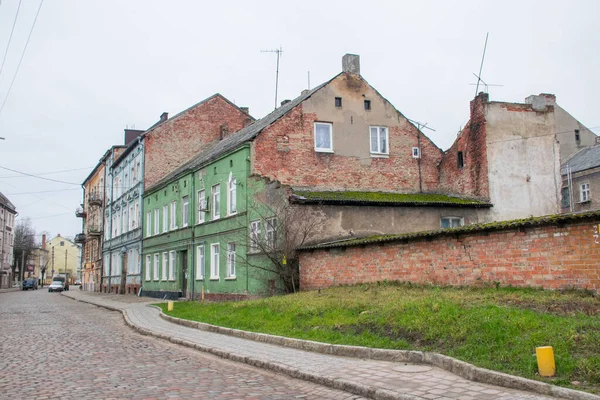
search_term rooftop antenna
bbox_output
[261,46,283,110]
[407,118,436,132]
[474,33,489,97]
[469,73,503,94]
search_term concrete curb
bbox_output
[158,311,600,400]
[60,293,599,400]
[0,288,21,293]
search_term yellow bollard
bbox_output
[167,301,174,312]
[536,346,556,377]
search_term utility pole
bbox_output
[65,249,67,280]
[51,246,55,278]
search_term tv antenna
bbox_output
[261,46,283,110]
[469,73,503,94]
[473,33,493,97]
[407,118,436,132]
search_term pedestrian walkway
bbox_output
[62,291,597,400]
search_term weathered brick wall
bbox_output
[438,93,489,199]
[299,216,600,294]
[144,95,252,190]
[251,103,443,193]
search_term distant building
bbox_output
[31,234,50,285]
[561,140,600,213]
[0,192,16,289]
[46,234,80,283]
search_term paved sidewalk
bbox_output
[61,291,593,400]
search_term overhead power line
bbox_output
[0,0,22,81]
[0,165,95,178]
[0,164,81,185]
[0,0,44,118]
[6,188,80,195]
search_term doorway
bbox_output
[181,250,188,298]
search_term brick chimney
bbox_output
[342,54,360,75]
[42,234,46,250]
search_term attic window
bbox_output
[457,151,464,169]
[364,100,371,111]
[230,160,233,168]
[575,129,581,144]
[335,97,342,108]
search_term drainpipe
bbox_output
[417,130,423,193]
[190,171,196,301]
[139,136,145,295]
[107,162,114,293]
[246,152,250,293]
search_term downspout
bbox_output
[190,171,196,301]
[138,136,145,295]
[107,160,113,293]
[246,149,250,293]
[417,130,423,193]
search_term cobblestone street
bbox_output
[0,290,364,400]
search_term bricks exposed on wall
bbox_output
[438,93,490,199]
[145,95,252,191]
[299,218,600,294]
[252,105,443,193]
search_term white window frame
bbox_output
[226,242,236,278]
[196,245,204,280]
[314,122,333,152]
[197,190,206,224]
[249,220,261,253]
[182,196,189,227]
[212,184,220,220]
[162,252,168,281]
[580,183,590,202]
[169,251,176,281]
[210,243,220,280]
[133,203,139,229]
[145,255,151,281]
[163,205,168,233]
[170,201,177,230]
[122,207,128,234]
[154,209,159,235]
[153,253,159,281]
[146,212,152,237]
[441,217,464,229]
[228,173,237,215]
[265,218,277,249]
[370,126,389,155]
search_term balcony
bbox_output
[75,207,86,218]
[74,233,87,244]
[89,191,103,207]
[87,225,102,237]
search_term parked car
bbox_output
[48,280,64,293]
[74,280,82,286]
[22,278,38,290]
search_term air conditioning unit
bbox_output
[198,198,209,212]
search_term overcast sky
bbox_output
[0,0,598,240]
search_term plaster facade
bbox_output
[440,93,562,222]
[46,235,80,282]
[0,192,16,288]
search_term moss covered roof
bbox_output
[291,191,492,208]
[299,210,600,251]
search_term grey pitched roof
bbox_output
[146,77,338,193]
[561,144,600,175]
[0,192,16,212]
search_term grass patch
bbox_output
[158,283,600,394]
